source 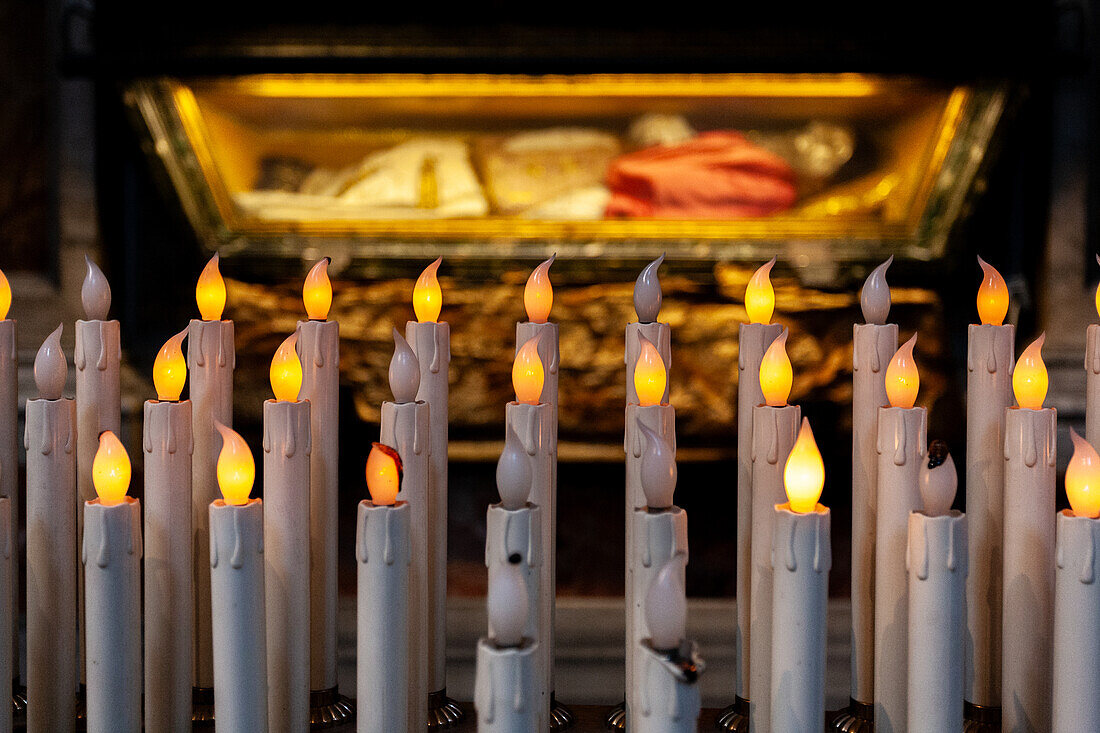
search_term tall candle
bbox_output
[1086,255,1100,447]
[296,258,342,699]
[966,257,1013,715]
[733,258,782,718]
[906,446,966,733]
[264,333,311,731]
[83,431,141,733]
[143,329,194,733]
[381,329,430,733]
[0,270,18,688]
[748,329,800,733]
[209,422,266,731]
[25,325,77,733]
[851,258,897,709]
[874,335,927,733]
[0,498,11,733]
[188,254,234,692]
[1002,335,1056,733]
[1052,430,1100,733]
[406,257,455,716]
[357,443,411,733]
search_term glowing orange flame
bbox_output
[784,418,825,513]
[303,258,332,321]
[745,257,776,325]
[524,256,555,324]
[215,422,254,506]
[633,335,667,407]
[270,333,302,402]
[1012,333,1047,410]
[886,335,920,409]
[153,329,188,402]
[366,442,402,506]
[1066,429,1100,519]
[512,335,545,405]
[976,256,1009,326]
[196,254,227,321]
[92,430,131,506]
[0,267,10,321]
[759,329,792,407]
[413,257,443,323]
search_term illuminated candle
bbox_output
[381,329,430,733]
[26,325,77,733]
[188,253,235,694]
[770,419,830,733]
[209,422,266,731]
[83,431,141,733]
[906,443,966,733]
[143,329,193,733]
[357,443,411,733]
[295,258,344,704]
[0,269,17,690]
[1002,334,1056,733]
[1087,254,1100,447]
[748,328,800,733]
[627,254,671,405]
[732,258,782,722]
[874,335,927,733]
[1052,429,1100,733]
[263,333,311,732]
[849,258,897,713]
[405,258,456,718]
[966,257,1013,718]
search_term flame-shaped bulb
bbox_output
[34,324,66,400]
[860,256,892,325]
[366,442,402,506]
[634,333,667,407]
[919,440,956,516]
[1012,333,1047,410]
[976,256,1009,326]
[639,421,676,509]
[512,335,545,405]
[413,257,443,323]
[0,267,10,321]
[270,333,303,402]
[885,334,919,409]
[488,560,529,648]
[634,253,664,323]
[196,254,227,321]
[153,328,188,401]
[759,329,792,407]
[215,421,254,506]
[784,418,825,513]
[92,430,131,506]
[388,328,421,404]
[745,257,776,325]
[524,255,555,324]
[1066,429,1100,519]
[81,255,112,321]
[496,423,532,510]
[303,257,332,321]
[645,558,686,651]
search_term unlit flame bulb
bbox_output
[524,255,555,324]
[496,424,531,510]
[639,420,676,509]
[633,334,667,407]
[214,421,254,506]
[413,257,442,323]
[388,328,421,403]
[269,332,302,402]
[745,257,776,325]
[1066,429,1100,519]
[81,255,111,321]
[885,334,919,409]
[919,441,957,516]
[512,335,544,405]
[92,430,130,506]
[1012,333,1047,410]
[34,324,66,400]
[488,561,528,648]
[783,418,824,513]
[303,258,332,321]
[196,254,227,321]
[645,558,686,651]
[860,256,892,325]
[153,328,188,401]
[365,442,402,506]
[759,328,792,407]
[976,256,1009,327]
[0,267,10,321]
[634,253,664,323]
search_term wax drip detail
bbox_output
[81,254,112,321]
[639,420,676,509]
[860,256,892,325]
[388,327,421,404]
[919,440,956,516]
[34,324,66,400]
[496,422,532,510]
[634,253,665,324]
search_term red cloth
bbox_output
[605,132,797,219]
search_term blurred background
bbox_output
[1,0,1093,709]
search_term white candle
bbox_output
[1086,255,1100,447]
[966,257,1014,715]
[1052,430,1100,733]
[1002,335,1056,733]
[296,258,342,698]
[0,270,18,688]
[263,333,311,732]
[188,254,234,692]
[907,446,966,733]
[770,419,830,733]
[734,258,782,714]
[851,258,897,708]
[406,257,453,710]
[83,431,141,733]
[26,325,77,733]
[0,497,12,733]
[874,335,927,733]
[381,329,430,733]
[357,443,411,733]
[749,329,800,733]
[209,422,266,732]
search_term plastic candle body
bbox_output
[1051,510,1100,732]
[0,272,16,687]
[1086,305,1100,448]
[0,499,11,733]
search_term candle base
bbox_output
[604,700,625,729]
[191,685,216,724]
[308,686,355,728]
[827,698,874,731]
[549,692,576,731]
[426,688,465,728]
[715,696,749,731]
[962,701,1000,732]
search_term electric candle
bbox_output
[626,254,672,406]
[1052,430,1100,732]
[209,422,266,732]
[26,325,77,733]
[0,498,11,733]
[0,269,17,691]
[907,442,966,733]
[1002,334,1056,733]
[874,335,927,733]
[405,258,456,720]
[189,253,235,696]
[1086,254,1100,447]
[770,418,830,733]
[143,329,194,733]
[748,327,800,733]
[966,257,1014,721]
[357,443,412,733]
[84,431,141,733]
